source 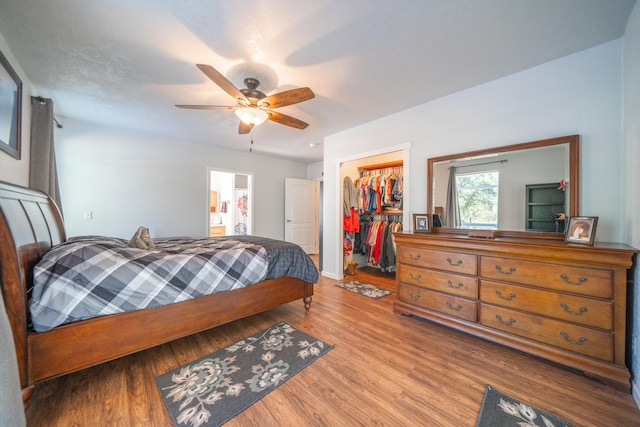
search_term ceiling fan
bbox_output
[176,64,315,134]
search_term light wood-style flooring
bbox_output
[26,263,640,426]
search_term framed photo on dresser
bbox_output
[413,214,431,233]
[565,216,598,245]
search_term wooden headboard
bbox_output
[0,181,65,386]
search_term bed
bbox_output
[0,181,316,399]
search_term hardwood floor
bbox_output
[26,265,640,426]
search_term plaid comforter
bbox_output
[30,236,318,332]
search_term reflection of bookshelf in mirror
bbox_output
[525,183,565,232]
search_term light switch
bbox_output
[83,210,93,220]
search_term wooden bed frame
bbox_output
[0,181,313,397]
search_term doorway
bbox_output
[335,142,411,280]
[208,169,253,237]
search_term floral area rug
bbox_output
[156,321,333,427]
[335,280,393,299]
[476,385,575,427]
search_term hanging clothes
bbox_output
[356,167,403,213]
[343,176,360,260]
[355,214,402,272]
[349,162,404,271]
[343,176,358,216]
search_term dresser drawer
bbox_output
[397,246,476,275]
[480,256,612,298]
[397,284,477,322]
[479,280,612,330]
[398,265,477,298]
[480,304,613,361]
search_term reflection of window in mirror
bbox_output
[456,171,499,229]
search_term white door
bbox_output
[285,178,317,253]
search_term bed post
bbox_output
[0,206,30,389]
[0,182,66,391]
[303,282,313,311]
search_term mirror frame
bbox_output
[427,135,579,240]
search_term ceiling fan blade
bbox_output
[267,111,309,129]
[196,64,247,103]
[239,121,252,134]
[175,104,236,110]
[261,87,314,109]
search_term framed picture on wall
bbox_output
[565,216,598,245]
[413,214,431,233]
[0,49,22,159]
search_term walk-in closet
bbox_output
[341,152,404,277]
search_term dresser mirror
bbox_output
[428,135,579,238]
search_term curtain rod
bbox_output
[450,159,507,169]
[34,96,63,128]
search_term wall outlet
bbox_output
[83,210,93,220]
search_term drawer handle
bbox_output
[560,331,587,345]
[560,303,588,316]
[495,314,516,326]
[446,301,463,311]
[496,290,516,301]
[409,272,422,280]
[447,258,463,266]
[409,253,422,261]
[447,280,463,289]
[560,274,587,286]
[407,290,421,300]
[495,265,516,275]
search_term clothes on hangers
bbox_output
[343,176,361,257]
[356,169,403,213]
[354,214,402,272]
[347,163,403,265]
[343,176,358,216]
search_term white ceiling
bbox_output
[0,0,636,163]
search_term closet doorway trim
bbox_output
[334,142,412,280]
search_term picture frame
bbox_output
[413,213,431,233]
[0,49,22,159]
[565,216,598,245]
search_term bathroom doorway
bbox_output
[208,168,253,237]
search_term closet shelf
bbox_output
[357,160,403,172]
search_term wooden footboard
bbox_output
[28,277,312,384]
[0,181,313,390]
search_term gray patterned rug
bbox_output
[156,322,333,427]
[476,385,575,426]
[335,280,393,299]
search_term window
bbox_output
[456,171,499,229]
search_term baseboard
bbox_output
[633,379,640,410]
[321,270,339,280]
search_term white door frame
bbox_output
[334,143,412,279]
[207,167,254,236]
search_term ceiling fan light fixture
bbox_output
[235,107,269,126]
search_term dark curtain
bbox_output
[29,97,62,214]
[445,166,460,228]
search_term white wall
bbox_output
[323,40,625,278]
[56,118,308,239]
[307,161,323,181]
[0,33,36,186]
[623,0,640,406]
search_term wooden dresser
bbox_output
[393,232,636,392]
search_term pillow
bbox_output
[128,226,156,250]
